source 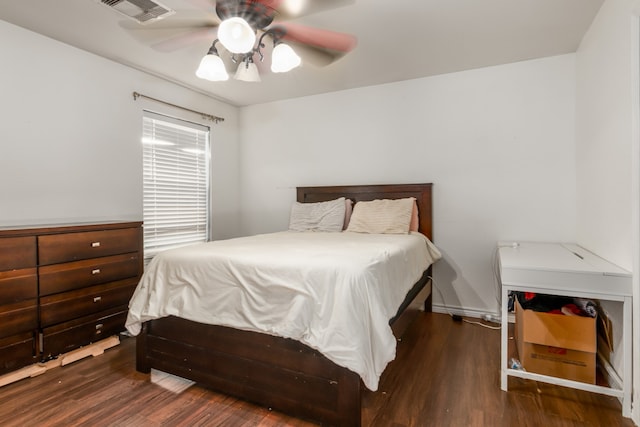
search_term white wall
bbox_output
[575,0,640,422]
[0,20,241,240]
[576,0,635,270]
[240,54,577,316]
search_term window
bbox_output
[142,111,210,263]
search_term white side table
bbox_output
[498,242,632,417]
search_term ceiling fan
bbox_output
[119,0,358,82]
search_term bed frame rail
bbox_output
[137,317,361,425]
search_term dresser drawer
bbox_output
[38,227,141,266]
[0,236,37,271]
[0,299,38,339]
[0,268,37,304]
[41,306,127,358]
[0,331,36,375]
[39,253,140,296]
[40,278,137,327]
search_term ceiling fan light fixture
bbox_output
[196,52,229,81]
[218,17,256,54]
[234,61,261,82]
[271,43,301,73]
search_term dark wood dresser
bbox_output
[0,221,142,374]
[0,235,38,374]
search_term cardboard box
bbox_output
[515,298,596,384]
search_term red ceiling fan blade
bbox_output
[276,22,356,53]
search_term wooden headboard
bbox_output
[296,183,433,240]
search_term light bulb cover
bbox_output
[234,61,261,82]
[271,43,301,73]
[218,17,256,54]
[196,53,229,81]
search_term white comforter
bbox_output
[126,231,441,391]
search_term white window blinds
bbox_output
[142,111,210,263]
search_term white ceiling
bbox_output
[0,0,603,107]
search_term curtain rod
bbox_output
[132,92,224,123]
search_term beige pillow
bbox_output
[289,197,346,232]
[346,198,415,234]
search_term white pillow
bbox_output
[289,197,346,232]
[346,198,415,234]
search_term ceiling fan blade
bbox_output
[276,22,356,53]
[255,0,355,20]
[150,27,218,52]
[118,9,220,30]
[118,9,220,51]
[286,40,337,67]
[119,19,217,33]
[181,0,217,12]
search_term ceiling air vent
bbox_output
[99,0,175,24]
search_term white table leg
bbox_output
[500,284,510,391]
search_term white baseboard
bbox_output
[432,304,515,323]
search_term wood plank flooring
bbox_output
[0,313,633,426]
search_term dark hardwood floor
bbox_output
[0,313,633,426]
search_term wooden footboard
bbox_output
[137,317,362,426]
[136,275,431,426]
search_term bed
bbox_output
[128,183,437,426]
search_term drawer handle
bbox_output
[93,296,102,303]
[91,268,101,275]
[91,241,101,247]
[95,324,103,333]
